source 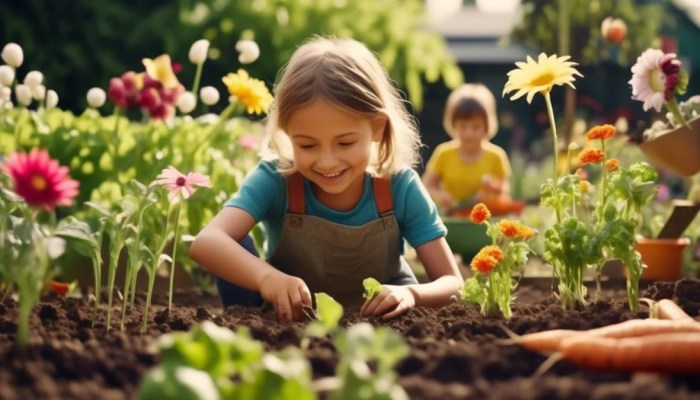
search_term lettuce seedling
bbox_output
[362,277,383,300]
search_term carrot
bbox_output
[654,299,694,322]
[510,319,700,353]
[557,332,700,373]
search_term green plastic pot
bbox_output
[443,217,491,261]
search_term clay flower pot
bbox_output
[638,116,700,177]
[635,236,691,281]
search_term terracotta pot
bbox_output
[638,116,700,177]
[635,237,691,281]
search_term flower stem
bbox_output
[192,63,204,102]
[544,92,561,223]
[168,198,183,313]
[192,102,237,156]
[667,97,689,129]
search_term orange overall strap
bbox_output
[287,172,305,214]
[372,176,393,216]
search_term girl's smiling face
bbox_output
[286,98,385,210]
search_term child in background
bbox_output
[189,37,463,321]
[422,83,511,213]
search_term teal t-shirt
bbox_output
[225,160,446,255]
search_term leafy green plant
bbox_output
[461,204,535,318]
[362,277,383,300]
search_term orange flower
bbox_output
[498,219,520,237]
[604,158,620,172]
[471,245,504,274]
[470,203,491,224]
[585,124,616,141]
[517,225,535,240]
[579,148,606,165]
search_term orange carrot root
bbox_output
[558,332,700,373]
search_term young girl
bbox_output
[189,37,463,322]
[422,83,511,212]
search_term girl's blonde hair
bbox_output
[442,83,499,139]
[261,36,421,176]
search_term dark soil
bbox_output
[1,279,700,400]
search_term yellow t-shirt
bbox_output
[425,140,511,202]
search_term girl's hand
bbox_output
[360,285,416,320]
[259,271,312,322]
[436,190,456,211]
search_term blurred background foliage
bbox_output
[0,0,463,113]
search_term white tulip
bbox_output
[199,86,220,106]
[46,90,59,108]
[176,91,197,114]
[188,39,210,64]
[86,87,106,108]
[1,43,23,68]
[15,84,32,106]
[0,86,10,101]
[32,85,46,101]
[23,70,43,88]
[235,40,260,64]
[0,65,14,86]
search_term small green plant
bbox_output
[362,277,383,300]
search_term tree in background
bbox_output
[505,0,666,146]
[0,0,463,112]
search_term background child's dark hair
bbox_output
[442,83,499,139]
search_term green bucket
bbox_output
[443,217,491,261]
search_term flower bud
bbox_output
[23,70,43,88]
[176,91,197,114]
[199,86,220,106]
[0,65,14,86]
[46,90,59,108]
[189,39,210,64]
[1,43,24,68]
[32,85,46,101]
[601,17,627,44]
[0,86,10,101]
[86,87,106,108]
[567,142,580,152]
[15,84,32,106]
[3,100,13,110]
[236,40,260,64]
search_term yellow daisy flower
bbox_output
[222,69,273,115]
[142,54,180,89]
[503,53,582,103]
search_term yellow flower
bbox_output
[222,69,273,115]
[503,53,582,103]
[142,55,180,89]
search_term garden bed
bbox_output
[1,279,699,400]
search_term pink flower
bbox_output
[151,166,211,202]
[238,134,260,151]
[3,149,79,211]
[629,49,684,112]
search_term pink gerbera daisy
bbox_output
[629,49,683,112]
[151,166,211,202]
[3,148,79,211]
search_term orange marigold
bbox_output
[471,245,503,274]
[498,219,520,237]
[579,148,606,165]
[586,124,616,141]
[470,203,491,224]
[604,158,620,172]
[517,225,535,240]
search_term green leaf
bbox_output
[362,277,383,299]
[315,292,343,330]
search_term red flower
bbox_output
[3,149,79,211]
[470,203,491,224]
[470,245,504,274]
[605,159,620,172]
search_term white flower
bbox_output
[46,90,59,108]
[3,101,13,110]
[32,85,46,101]
[176,91,197,114]
[1,43,23,68]
[23,71,43,88]
[188,39,210,64]
[199,86,220,106]
[15,84,32,106]
[236,40,260,64]
[0,86,10,101]
[0,65,14,86]
[86,87,106,108]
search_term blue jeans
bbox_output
[215,235,418,308]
